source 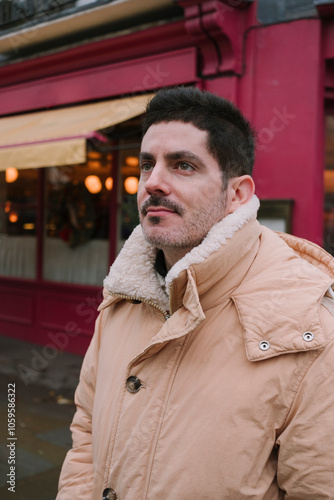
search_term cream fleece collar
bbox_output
[104,195,260,311]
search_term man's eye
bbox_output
[140,163,153,172]
[177,162,194,171]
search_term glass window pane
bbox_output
[43,155,112,286]
[119,146,140,244]
[0,168,38,279]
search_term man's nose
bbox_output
[144,164,171,196]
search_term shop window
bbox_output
[43,153,112,286]
[0,116,143,286]
[117,141,140,253]
[258,199,293,233]
[98,117,142,254]
[0,168,38,279]
[324,116,334,254]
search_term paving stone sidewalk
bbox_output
[0,335,84,500]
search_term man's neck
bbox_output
[161,247,193,271]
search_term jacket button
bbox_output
[303,331,314,342]
[126,375,142,393]
[102,488,117,500]
[259,340,270,351]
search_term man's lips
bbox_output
[140,197,183,217]
[145,207,176,216]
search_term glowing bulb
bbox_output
[6,168,18,183]
[87,151,102,160]
[124,176,139,194]
[9,212,18,223]
[85,175,102,194]
[105,177,113,191]
[87,160,101,169]
[125,156,139,167]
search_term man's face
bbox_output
[137,121,229,254]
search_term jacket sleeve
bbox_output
[277,334,334,499]
[56,309,105,500]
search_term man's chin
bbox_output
[140,225,200,251]
[141,223,172,247]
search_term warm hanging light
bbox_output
[85,175,102,194]
[125,156,139,167]
[87,160,101,169]
[124,176,139,194]
[9,212,18,223]
[6,168,18,183]
[87,151,102,169]
[105,177,113,191]
[324,170,334,193]
[87,151,102,160]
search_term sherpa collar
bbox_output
[103,195,260,311]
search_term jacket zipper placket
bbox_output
[110,292,171,321]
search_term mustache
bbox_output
[140,197,183,216]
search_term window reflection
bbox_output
[0,168,38,279]
[44,155,111,285]
[0,117,143,284]
[118,144,140,246]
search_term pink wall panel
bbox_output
[202,76,239,105]
[38,291,100,337]
[0,279,99,355]
[0,286,34,325]
[0,48,198,115]
[0,21,190,88]
[240,20,324,244]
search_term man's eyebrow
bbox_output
[138,152,154,162]
[164,151,205,166]
[139,150,205,167]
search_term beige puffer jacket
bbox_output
[57,196,334,500]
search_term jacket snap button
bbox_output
[259,340,270,351]
[126,375,142,393]
[102,487,117,500]
[303,331,314,342]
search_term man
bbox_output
[57,87,334,499]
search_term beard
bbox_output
[139,192,227,251]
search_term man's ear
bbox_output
[226,175,255,214]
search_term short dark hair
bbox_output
[142,86,256,185]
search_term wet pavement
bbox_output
[0,335,84,500]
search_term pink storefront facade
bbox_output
[0,0,333,355]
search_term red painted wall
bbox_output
[203,19,325,245]
[0,47,198,114]
[0,278,100,355]
[241,20,324,244]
